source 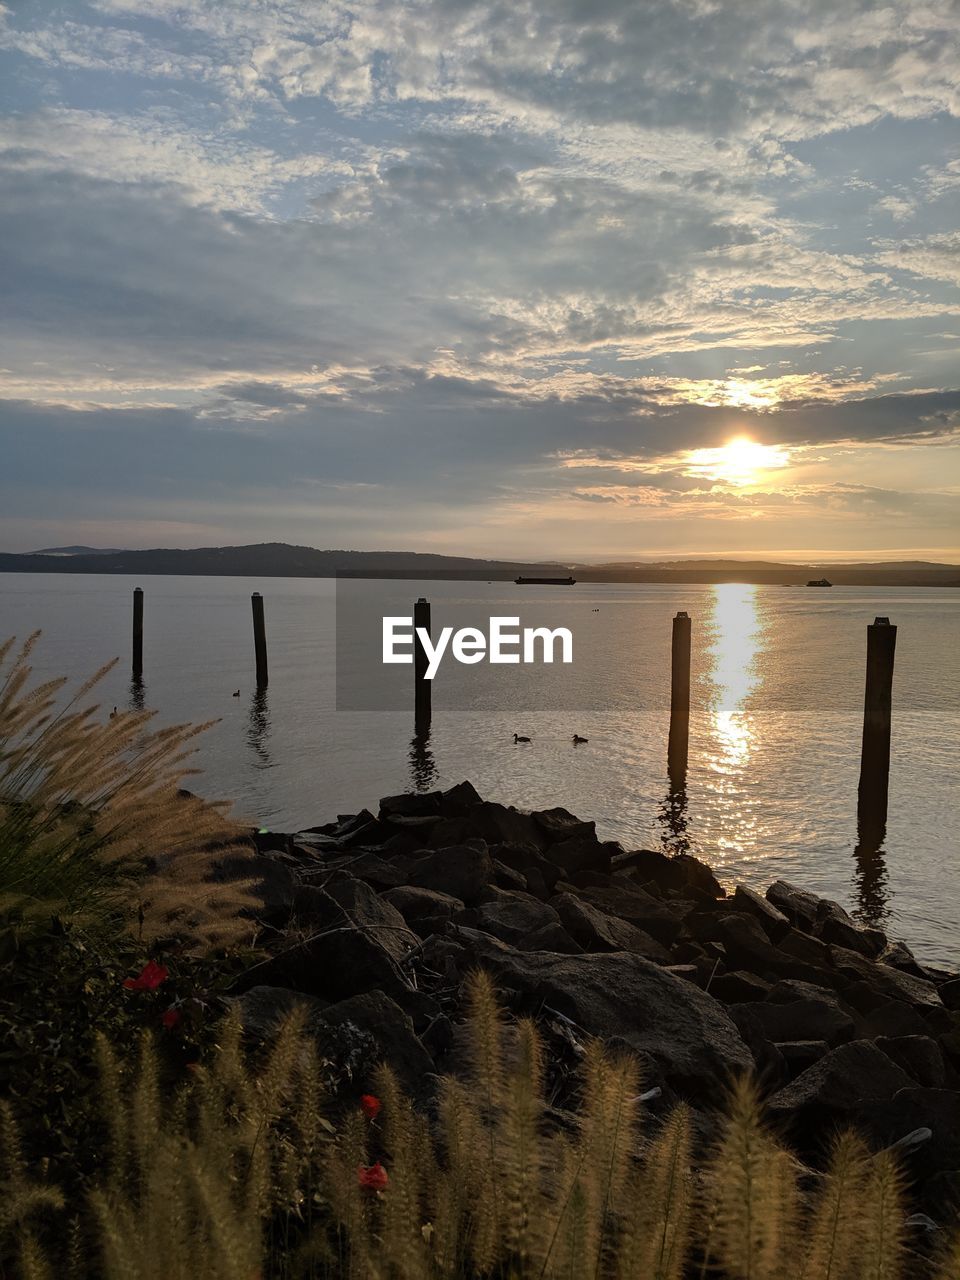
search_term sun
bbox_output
[685,436,791,486]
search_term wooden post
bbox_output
[252,592,268,688]
[857,616,896,824]
[414,597,432,732]
[132,587,144,677]
[668,610,691,776]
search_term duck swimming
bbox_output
[232,689,240,697]
[513,733,531,743]
[572,734,588,744]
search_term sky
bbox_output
[1,0,959,562]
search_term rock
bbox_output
[229,985,328,1042]
[861,1088,960,1191]
[579,882,681,945]
[379,791,442,818]
[533,807,597,845]
[766,880,822,932]
[473,892,563,947]
[813,899,885,957]
[733,885,790,941]
[766,979,840,1004]
[491,844,563,899]
[324,874,419,966]
[320,990,435,1099]
[475,803,546,849]
[547,837,613,878]
[261,896,413,1002]
[829,946,944,1010]
[462,937,752,1098]
[437,779,483,816]
[552,892,671,962]
[768,1041,914,1126]
[879,940,929,980]
[330,852,412,888]
[521,922,584,954]
[729,999,855,1048]
[491,859,528,892]
[709,971,773,1004]
[940,979,960,1012]
[860,1000,933,1039]
[408,843,495,904]
[776,1040,829,1077]
[876,1036,947,1089]
[382,885,464,923]
[613,848,723,899]
[686,911,827,983]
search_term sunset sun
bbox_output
[686,436,791,486]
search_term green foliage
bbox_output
[0,918,251,1199]
[2,970,957,1279]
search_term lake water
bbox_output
[2,572,958,967]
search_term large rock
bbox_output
[578,881,681,945]
[733,885,790,941]
[324,874,419,965]
[547,837,614,878]
[533,806,597,845]
[768,1041,913,1126]
[829,946,944,1011]
[765,880,822,931]
[552,892,671,962]
[875,1036,947,1089]
[382,885,464,923]
[408,843,495,904]
[491,844,563,899]
[472,891,563,947]
[320,990,435,1099]
[613,848,723,900]
[728,998,855,1048]
[229,985,328,1041]
[461,935,752,1097]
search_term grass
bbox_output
[2,971,958,1279]
[0,633,255,950]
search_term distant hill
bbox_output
[0,543,957,586]
[30,545,126,556]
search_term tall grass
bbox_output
[2,971,956,1279]
[0,633,255,949]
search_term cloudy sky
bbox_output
[2,0,959,560]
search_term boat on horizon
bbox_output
[807,578,832,587]
[514,575,577,585]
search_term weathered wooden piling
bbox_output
[857,616,896,824]
[252,592,269,688]
[668,610,691,776]
[132,587,144,677]
[413,596,432,731]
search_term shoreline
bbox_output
[231,780,960,1227]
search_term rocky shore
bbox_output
[228,781,960,1225]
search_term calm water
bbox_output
[2,573,958,967]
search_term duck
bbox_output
[109,706,117,719]
[572,734,589,744]
[513,733,531,743]
[232,689,241,697]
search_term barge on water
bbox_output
[514,575,577,585]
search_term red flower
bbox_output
[358,1162,389,1192]
[360,1094,381,1119]
[123,960,169,991]
[162,1007,182,1031]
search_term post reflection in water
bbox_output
[657,757,690,855]
[703,583,763,860]
[247,687,273,768]
[409,728,438,793]
[128,675,146,713]
[853,811,890,927]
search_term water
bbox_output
[2,572,958,967]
